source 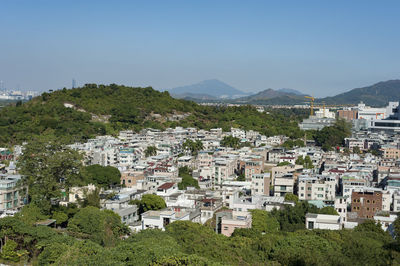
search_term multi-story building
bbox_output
[120,171,145,188]
[381,147,400,159]
[243,159,263,181]
[0,174,28,211]
[351,190,382,219]
[274,175,294,197]
[251,173,270,196]
[298,176,335,201]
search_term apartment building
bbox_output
[351,190,382,219]
[381,147,400,159]
[298,176,335,201]
[274,175,294,197]
[251,173,270,196]
[0,174,28,211]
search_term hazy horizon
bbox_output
[1,1,400,97]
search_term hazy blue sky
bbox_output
[1,0,400,96]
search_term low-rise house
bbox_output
[374,211,397,232]
[67,184,97,205]
[305,213,341,230]
[141,207,200,230]
[216,210,252,236]
[156,182,178,197]
[103,194,139,225]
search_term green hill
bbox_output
[320,80,400,106]
[0,84,306,145]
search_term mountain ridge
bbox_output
[168,79,245,98]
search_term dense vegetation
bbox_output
[178,166,199,190]
[0,84,307,146]
[129,194,167,216]
[313,119,352,151]
[321,79,400,106]
[1,200,399,265]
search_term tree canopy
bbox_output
[81,164,121,188]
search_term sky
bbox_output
[1,0,400,97]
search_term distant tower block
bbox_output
[72,79,77,89]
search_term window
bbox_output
[366,199,370,203]
[353,199,357,203]
[301,187,304,190]
[224,226,229,230]
[308,221,314,229]
[308,187,312,191]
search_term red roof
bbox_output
[329,169,345,173]
[158,182,175,190]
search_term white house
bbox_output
[305,213,341,230]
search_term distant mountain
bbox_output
[169,79,245,98]
[236,88,307,105]
[171,92,217,100]
[277,88,304,95]
[320,80,400,106]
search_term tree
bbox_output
[295,156,313,169]
[277,161,290,166]
[178,167,199,190]
[131,194,167,215]
[67,206,128,247]
[313,119,352,151]
[1,239,26,262]
[81,165,121,188]
[17,136,83,213]
[52,211,68,227]
[236,173,245,181]
[353,146,361,154]
[79,187,101,208]
[250,210,280,233]
[284,193,299,204]
[220,136,240,149]
[145,146,157,157]
[319,206,339,215]
[183,139,203,155]
[304,155,314,169]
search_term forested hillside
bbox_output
[321,80,400,106]
[0,84,307,145]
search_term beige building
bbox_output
[251,173,270,196]
[121,171,145,188]
[381,147,400,159]
[216,210,252,237]
[271,164,303,184]
[274,175,295,197]
[298,176,336,201]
